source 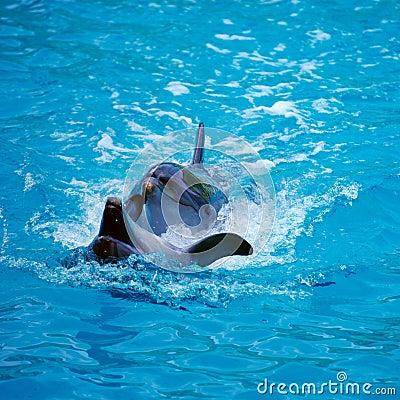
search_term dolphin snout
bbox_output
[143,178,157,194]
[105,196,122,209]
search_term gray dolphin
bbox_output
[90,123,253,267]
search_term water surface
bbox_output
[0,0,399,398]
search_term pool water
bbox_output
[0,0,399,398]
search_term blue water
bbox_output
[1,0,399,398]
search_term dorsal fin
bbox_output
[192,122,205,164]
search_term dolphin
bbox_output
[90,123,253,267]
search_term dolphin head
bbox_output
[133,162,227,236]
[90,197,138,259]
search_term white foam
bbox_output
[154,111,192,126]
[243,101,306,127]
[164,81,190,96]
[247,85,274,98]
[55,155,76,165]
[274,43,286,52]
[50,129,84,141]
[234,50,276,67]
[206,43,231,54]
[273,140,326,164]
[69,178,88,188]
[244,83,294,106]
[299,60,322,79]
[0,208,8,253]
[131,105,153,116]
[215,33,255,41]
[21,175,362,305]
[307,29,331,46]
[224,81,240,88]
[125,120,150,134]
[310,141,326,156]
[94,131,138,163]
[23,172,36,192]
[25,177,123,249]
[312,98,341,114]
[257,179,361,267]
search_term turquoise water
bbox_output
[1,0,399,398]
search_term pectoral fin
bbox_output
[185,233,253,267]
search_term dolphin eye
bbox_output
[159,176,169,185]
[151,170,167,183]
